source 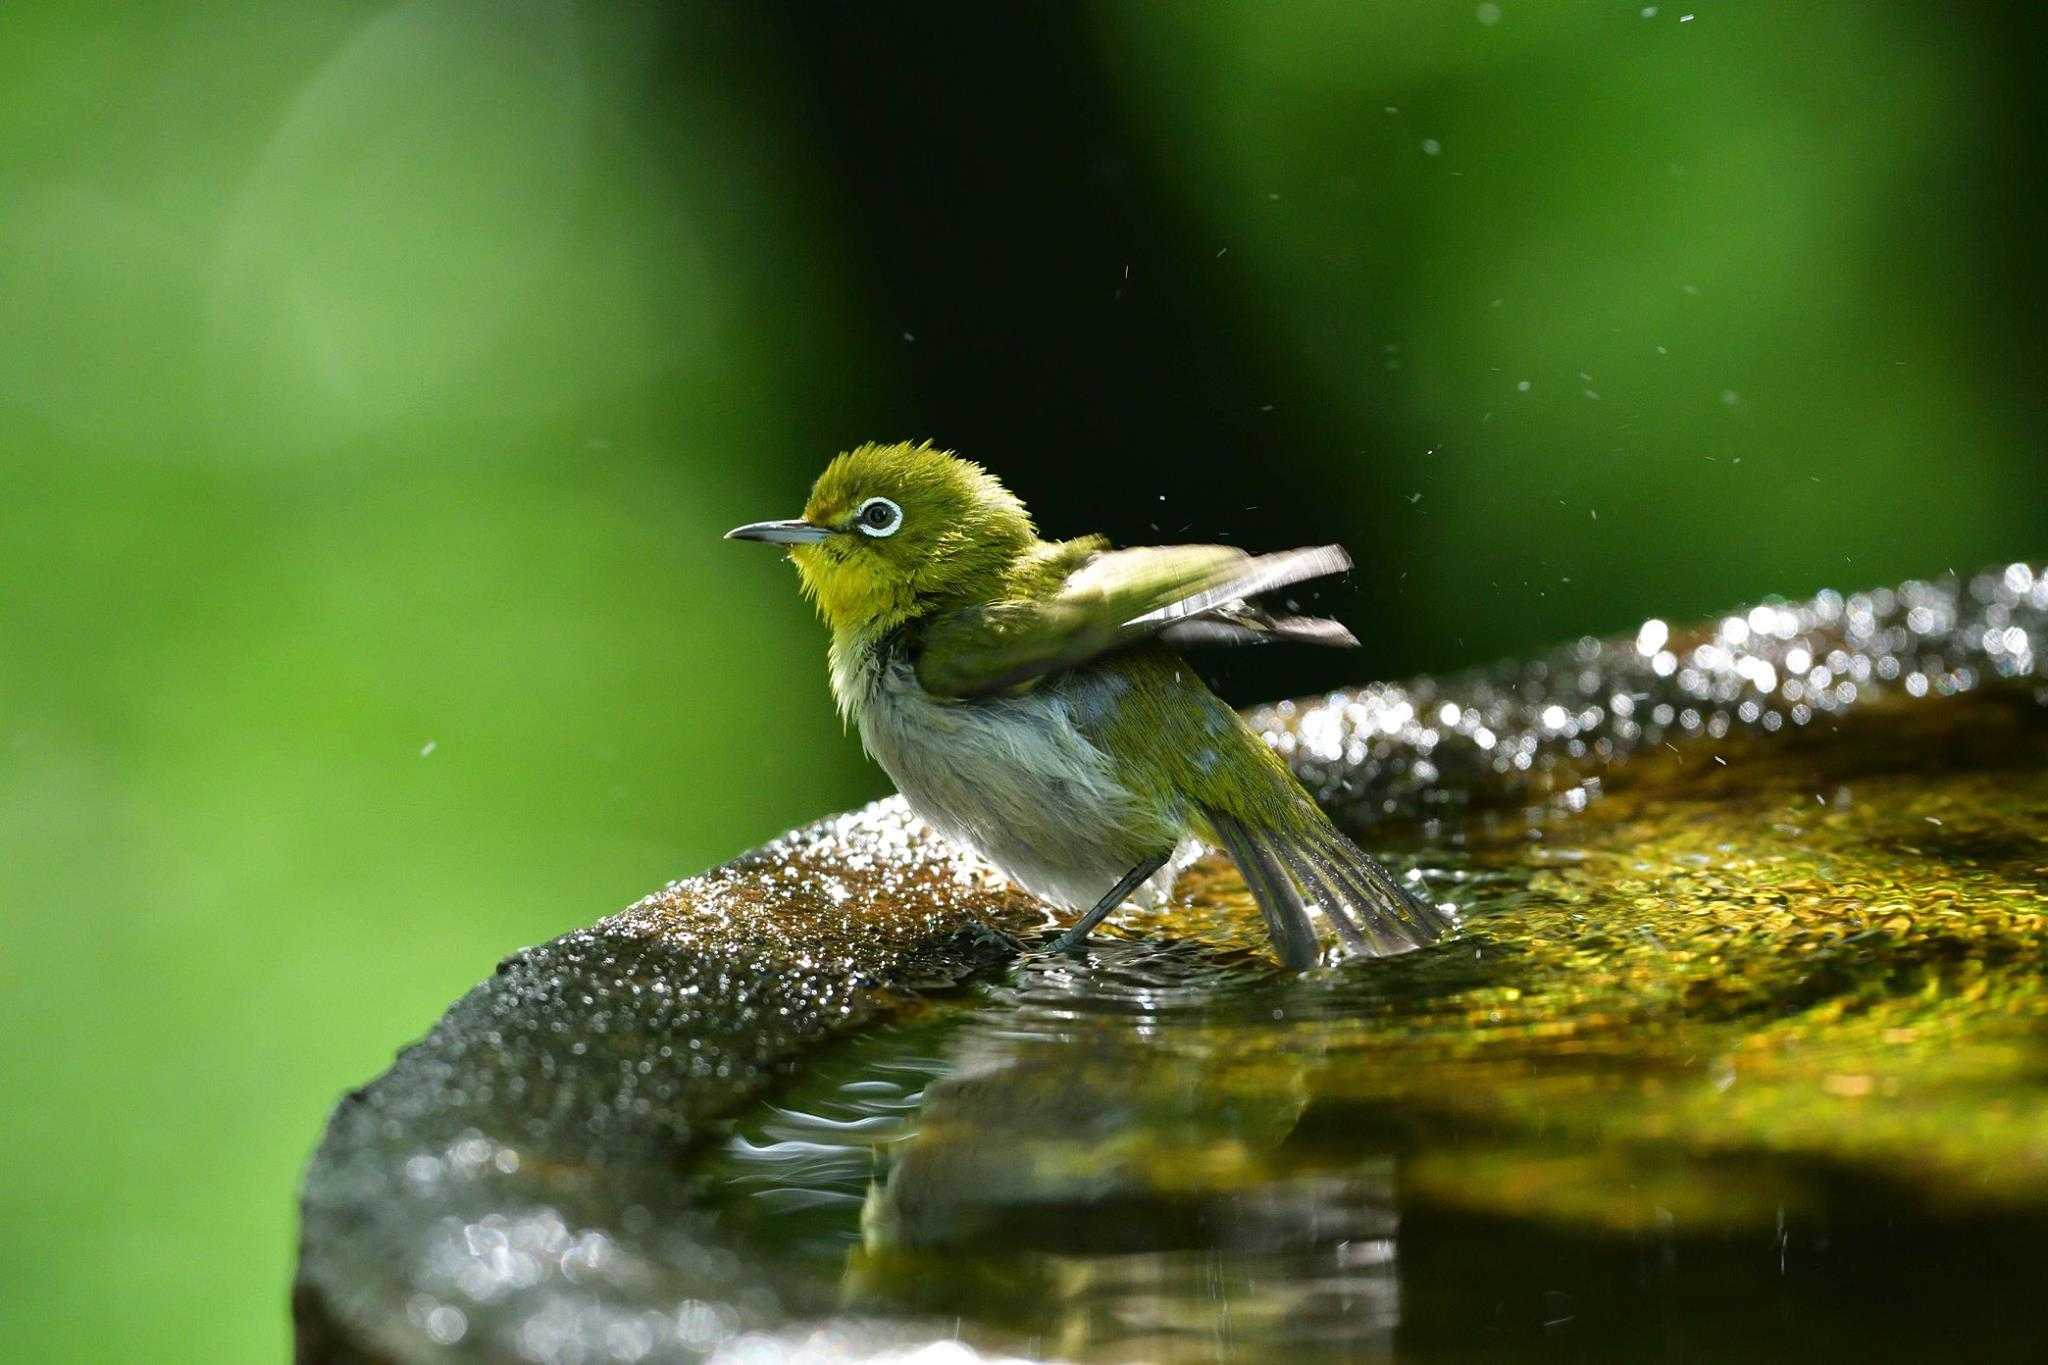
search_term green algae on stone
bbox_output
[863,745,2048,1254]
[838,750,2046,1359]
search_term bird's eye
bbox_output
[855,497,903,537]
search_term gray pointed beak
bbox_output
[724,518,834,545]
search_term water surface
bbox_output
[708,742,2048,1361]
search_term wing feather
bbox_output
[915,542,1354,698]
[1157,609,1358,650]
[1207,811,1321,970]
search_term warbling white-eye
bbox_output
[727,441,1450,968]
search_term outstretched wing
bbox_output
[1155,603,1358,650]
[915,543,1355,698]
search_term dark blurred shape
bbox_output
[758,1,2048,688]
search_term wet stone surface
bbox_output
[1257,562,2048,822]
[299,566,2047,1362]
[295,809,1040,1362]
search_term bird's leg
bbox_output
[1048,853,1171,953]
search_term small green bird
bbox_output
[727,441,1450,968]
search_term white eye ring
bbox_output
[855,496,903,538]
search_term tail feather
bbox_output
[1208,805,1451,967]
[1207,811,1321,970]
[1269,840,1376,954]
[1300,820,1455,945]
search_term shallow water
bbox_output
[705,741,2048,1361]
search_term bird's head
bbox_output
[727,441,1035,636]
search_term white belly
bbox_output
[848,654,1182,910]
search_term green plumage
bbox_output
[728,441,1452,968]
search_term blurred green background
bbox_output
[1,1,2041,1357]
